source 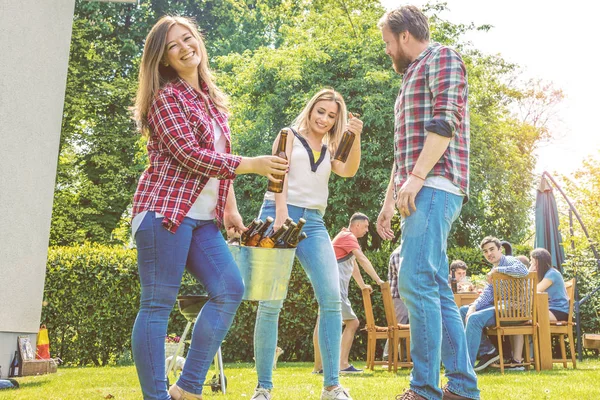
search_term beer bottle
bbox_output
[286,218,306,248]
[333,113,360,163]
[258,225,289,248]
[9,351,19,377]
[450,267,458,294]
[333,130,355,163]
[275,221,297,248]
[297,232,308,245]
[267,129,289,193]
[245,216,274,247]
[240,218,261,246]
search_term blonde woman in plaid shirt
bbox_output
[376,6,479,400]
[131,16,287,400]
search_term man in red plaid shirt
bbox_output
[376,6,479,400]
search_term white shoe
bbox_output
[251,387,272,400]
[321,386,352,400]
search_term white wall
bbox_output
[0,0,76,375]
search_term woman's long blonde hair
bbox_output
[292,88,348,156]
[134,16,229,135]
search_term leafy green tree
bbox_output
[52,0,555,249]
[51,0,300,245]
[220,1,547,249]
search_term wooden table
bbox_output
[454,292,479,307]
[536,292,553,370]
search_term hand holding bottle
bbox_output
[334,112,363,162]
[235,155,288,182]
[224,210,246,239]
[346,112,363,137]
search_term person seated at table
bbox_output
[510,249,570,366]
[459,236,528,372]
[530,248,569,321]
[449,259,474,292]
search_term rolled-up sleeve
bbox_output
[425,47,468,138]
[148,91,241,179]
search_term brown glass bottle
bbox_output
[267,129,289,193]
[240,218,261,245]
[333,130,356,163]
[275,221,297,248]
[258,225,289,248]
[245,216,274,247]
[296,232,308,245]
[286,218,306,248]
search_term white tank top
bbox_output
[264,128,331,215]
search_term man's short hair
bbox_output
[450,260,468,271]
[516,255,530,268]
[349,212,369,224]
[480,236,501,250]
[377,5,430,42]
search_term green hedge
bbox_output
[43,245,139,366]
[43,243,598,365]
[42,245,389,365]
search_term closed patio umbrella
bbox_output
[534,176,566,272]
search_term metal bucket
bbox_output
[228,245,296,301]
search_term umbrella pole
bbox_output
[543,172,600,269]
[575,282,583,362]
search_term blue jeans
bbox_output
[132,213,244,400]
[459,305,496,366]
[254,201,342,389]
[393,187,479,400]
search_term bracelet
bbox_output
[410,171,426,181]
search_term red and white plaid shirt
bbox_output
[132,78,241,233]
[394,43,470,198]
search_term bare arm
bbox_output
[396,133,451,217]
[351,259,369,291]
[376,165,396,240]
[223,183,245,239]
[352,248,384,285]
[537,278,553,292]
[273,130,295,230]
[331,113,363,178]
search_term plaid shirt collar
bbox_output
[402,42,438,74]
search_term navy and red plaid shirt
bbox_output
[132,78,241,233]
[393,43,470,198]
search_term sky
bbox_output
[380,0,599,177]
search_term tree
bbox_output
[51,0,301,245]
[52,0,556,249]
[220,0,548,248]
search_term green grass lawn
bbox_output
[3,360,600,399]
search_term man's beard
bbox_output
[391,51,411,74]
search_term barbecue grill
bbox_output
[165,295,226,393]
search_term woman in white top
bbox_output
[250,89,363,400]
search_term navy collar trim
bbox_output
[289,127,327,172]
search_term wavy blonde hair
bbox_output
[133,16,229,135]
[292,88,348,156]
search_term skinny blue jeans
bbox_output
[393,187,479,400]
[459,305,497,366]
[132,213,244,400]
[254,201,342,389]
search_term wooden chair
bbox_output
[486,272,540,373]
[380,282,412,372]
[361,284,392,371]
[549,278,576,368]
